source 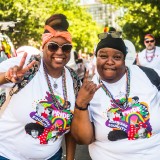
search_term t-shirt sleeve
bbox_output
[88,104,93,122]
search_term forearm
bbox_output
[71,107,94,145]
[65,132,76,160]
[0,72,10,85]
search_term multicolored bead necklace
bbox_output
[145,48,156,62]
[100,67,130,110]
[43,62,68,110]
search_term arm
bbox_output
[71,104,95,145]
[71,71,101,144]
[65,132,76,160]
[0,72,10,85]
[136,53,141,65]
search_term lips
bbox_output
[104,68,116,71]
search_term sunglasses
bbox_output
[98,31,122,40]
[47,42,72,53]
[145,40,155,43]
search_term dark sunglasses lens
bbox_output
[146,40,154,43]
[48,43,59,52]
[62,45,72,52]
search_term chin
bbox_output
[102,76,116,83]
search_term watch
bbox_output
[75,102,89,111]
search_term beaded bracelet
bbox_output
[75,102,89,111]
[5,74,12,83]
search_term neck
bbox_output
[146,47,156,52]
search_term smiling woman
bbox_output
[71,32,160,160]
[0,13,80,160]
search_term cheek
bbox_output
[43,49,52,58]
[66,54,71,62]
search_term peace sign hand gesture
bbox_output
[76,70,102,108]
[5,52,36,83]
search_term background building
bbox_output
[79,0,123,30]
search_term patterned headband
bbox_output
[42,25,72,48]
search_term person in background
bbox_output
[0,13,79,160]
[71,32,160,160]
[135,34,160,69]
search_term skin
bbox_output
[0,36,75,160]
[144,38,155,51]
[97,48,126,83]
[0,52,36,85]
[43,36,71,78]
[71,47,126,144]
[136,38,156,65]
[0,36,71,84]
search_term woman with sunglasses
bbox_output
[0,14,79,160]
[135,34,160,70]
[71,33,160,160]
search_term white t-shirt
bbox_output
[0,55,76,160]
[88,65,160,160]
[138,46,160,70]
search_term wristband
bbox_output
[75,102,89,111]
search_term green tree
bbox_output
[0,0,101,53]
[102,0,160,51]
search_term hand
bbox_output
[5,52,36,83]
[76,70,102,108]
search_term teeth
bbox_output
[55,58,63,60]
[106,68,114,70]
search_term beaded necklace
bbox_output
[43,62,68,110]
[145,48,156,62]
[99,67,130,110]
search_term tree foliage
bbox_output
[102,0,160,51]
[0,0,101,53]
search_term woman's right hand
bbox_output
[76,70,102,108]
[4,52,36,83]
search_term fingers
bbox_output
[5,66,22,83]
[5,54,36,83]
[22,60,36,73]
[83,70,89,84]
[18,52,28,70]
[83,80,102,94]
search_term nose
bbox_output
[106,57,114,65]
[56,47,63,54]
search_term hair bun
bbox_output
[45,13,69,31]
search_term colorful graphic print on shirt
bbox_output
[25,91,73,144]
[105,96,152,140]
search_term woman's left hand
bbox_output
[76,70,102,108]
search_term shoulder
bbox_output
[0,56,24,72]
[128,65,149,78]
[138,49,146,55]
[155,46,160,51]
[65,66,81,82]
